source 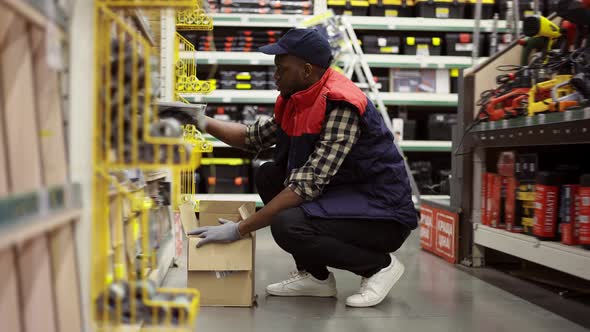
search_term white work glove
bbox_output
[157,101,208,133]
[188,219,241,248]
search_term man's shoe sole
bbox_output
[345,261,405,308]
[266,287,337,297]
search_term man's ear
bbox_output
[304,63,313,78]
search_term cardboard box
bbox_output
[179,200,256,307]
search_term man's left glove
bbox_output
[188,219,242,248]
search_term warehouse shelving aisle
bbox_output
[163,229,589,332]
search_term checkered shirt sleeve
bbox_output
[245,116,278,153]
[287,106,361,201]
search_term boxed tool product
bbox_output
[179,201,256,306]
[391,69,449,93]
[328,0,370,15]
[200,158,250,193]
[362,35,402,54]
[465,0,494,19]
[368,0,415,16]
[578,174,590,249]
[427,113,456,140]
[559,184,580,245]
[533,171,563,241]
[445,33,484,56]
[404,36,442,56]
[415,0,466,18]
[497,0,542,19]
[220,0,270,7]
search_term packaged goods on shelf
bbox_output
[391,118,416,140]
[220,70,268,81]
[270,0,313,9]
[271,8,313,14]
[403,36,442,56]
[362,35,402,54]
[220,80,268,89]
[427,113,456,140]
[220,6,272,13]
[559,184,580,245]
[415,0,466,18]
[497,0,542,19]
[368,0,415,16]
[200,158,251,193]
[390,69,449,93]
[207,105,241,122]
[328,0,370,15]
[533,171,563,241]
[445,33,484,56]
[220,0,271,7]
[579,175,590,249]
[465,0,494,19]
[179,201,256,306]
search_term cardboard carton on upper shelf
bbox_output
[179,200,256,307]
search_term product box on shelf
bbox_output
[200,158,251,193]
[415,0,466,18]
[368,0,415,16]
[445,33,484,56]
[362,35,402,54]
[328,0,370,15]
[220,71,268,82]
[560,184,580,245]
[179,201,256,306]
[533,171,563,241]
[465,0,494,19]
[404,36,442,56]
[578,174,590,249]
[207,105,241,122]
[427,113,456,140]
[390,69,449,93]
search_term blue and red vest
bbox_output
[274,68,418,229]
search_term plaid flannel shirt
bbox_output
[245,105,360,201]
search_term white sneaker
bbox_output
[266,271,337,297]
[345,254,405,307]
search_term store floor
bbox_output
[163,228,589,332]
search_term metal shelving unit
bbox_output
[471,108,590,147]
[190,51,486,69]
[181,90,458,106]
[456,34,590,280]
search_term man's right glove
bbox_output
[157,101,208,132]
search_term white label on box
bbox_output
[456,43,474,52]
[215,271,235,279]
[378,38,387,47]
[399,85,411,92]
[435,7,450,18]
[417,44,430,57]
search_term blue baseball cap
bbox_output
[259,28,333,69]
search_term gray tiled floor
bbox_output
[163,228,589,332]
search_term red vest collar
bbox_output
[278,67,334,110]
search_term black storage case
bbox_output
[497,0,543,19]
[465,0,494,19]
[427,113,457,140]
[403,36,442,55]
[445,33,484,56]
[362,35,402,54]
[200,159,250,194]
[368,0,415,16]
[415,0,466,18]
[328,0,370,15]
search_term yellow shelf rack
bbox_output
[92,1,213,330]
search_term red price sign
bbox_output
[419,206,435,251]
[420,203,459,264]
